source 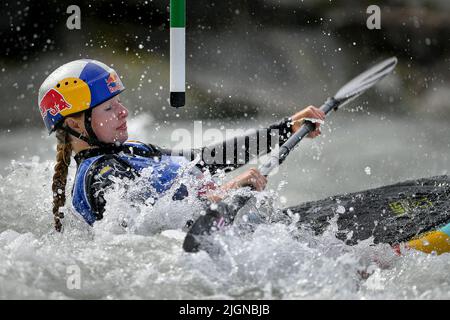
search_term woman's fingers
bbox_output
[311,107,325,120]
[291,106,325,135]
[317,108,325,119]
[247,169,267,191]
[256,174,267,191]
[249,177,261,191]
[249,175,263,191]
[306,122,322,138]
[225,169,268,192]
[315,122,322,132]
[305,106,325,120]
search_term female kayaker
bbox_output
[38,59,324,231]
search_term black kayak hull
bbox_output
[183,176,450,253]
[285,175,450,245]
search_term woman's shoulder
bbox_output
[123,140,164,156]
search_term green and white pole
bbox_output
[170,0,185,108]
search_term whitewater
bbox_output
[1,114,449,299]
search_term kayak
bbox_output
[184,175,450,255]
[183,58,450,255]
[285,175,450,254]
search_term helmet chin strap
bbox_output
[83,108,108,147]
[62,109,119,148]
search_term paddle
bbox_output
[183,57,398,253]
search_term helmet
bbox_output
[38,59,125,134]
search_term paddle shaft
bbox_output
[259,97,340,177]
[183,97,341,252]
[183,57,397,253]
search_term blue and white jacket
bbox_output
[71,119,293,225]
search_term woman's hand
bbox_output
[222,168,268,192]
[290,105,325,138]
[203,168,267,203]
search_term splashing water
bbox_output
[0,157,449,300]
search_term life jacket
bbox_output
[71,141,202,225]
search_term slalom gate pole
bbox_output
[170,0,186,108]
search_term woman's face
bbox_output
[91,95,129,144]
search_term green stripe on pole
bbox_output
[170,0,185,27]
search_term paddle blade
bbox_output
[334,57,397,104]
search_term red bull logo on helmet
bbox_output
[39,88,72,118]
[106,72,124,94]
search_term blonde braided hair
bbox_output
[51,129,72,232]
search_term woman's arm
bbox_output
[163,106,324,175]
[160,117,292,174]
[193,117,293,174]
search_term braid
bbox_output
[51,129,72,232]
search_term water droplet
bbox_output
[336,205,346,214]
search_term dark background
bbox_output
[0,0,449,130]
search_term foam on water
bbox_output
[0,158,449,299]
